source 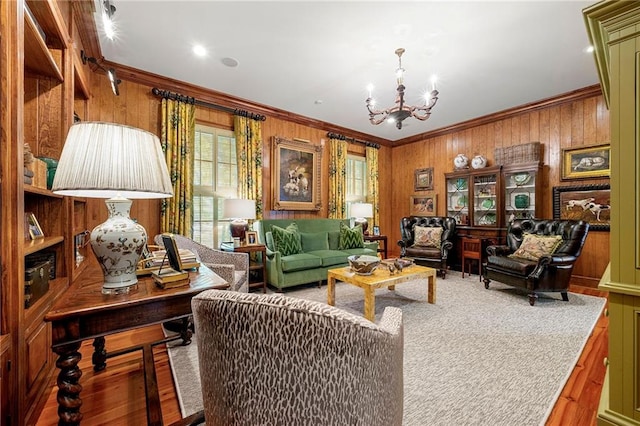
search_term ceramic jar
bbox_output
[454,154,469,169]
[471,155,487,169]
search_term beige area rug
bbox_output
[165,271,605,425]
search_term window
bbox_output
[192,124,237,248]
[346,154,367,213]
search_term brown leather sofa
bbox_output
[398,216,456,278]
[482,218,589,306]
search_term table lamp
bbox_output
[350,202,374,235]
[223,199,256,243]
[52,122,173,294]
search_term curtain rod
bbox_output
[327,132,380,149]
[151,88,267,121]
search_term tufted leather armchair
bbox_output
[482,218,589,306]
[397,216,456,278]
[191,289,404,425]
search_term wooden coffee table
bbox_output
[327,264,437,321]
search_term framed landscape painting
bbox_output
[271,136,322,211]
[414,167,434,191]
[553,184,610,231]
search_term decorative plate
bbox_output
[481,198,494,209]
[454,178,467,190]
[479,213,497,225]
[456,195,468,208]
[512,172,531,186]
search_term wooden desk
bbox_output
[364,234,388,258]
[44,263,228,426]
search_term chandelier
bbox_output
[366,48,439,130]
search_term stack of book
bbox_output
[151,268,190,289]
[149,248,200,270]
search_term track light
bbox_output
[81,50,121,96]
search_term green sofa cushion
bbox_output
[280,253,323,272]
[307,249,348,267]
[339,223,364,250]
[300,232,329,252]
[272,223,302,256]
[328,231,341,250]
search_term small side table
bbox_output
[364,235,388,259]
[225,244,267,293]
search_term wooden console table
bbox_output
[44,262,228,426]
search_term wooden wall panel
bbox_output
[390,94,610,287]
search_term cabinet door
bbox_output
[472,172,498,226]
[445,176,469,225]
[504,169,537,222]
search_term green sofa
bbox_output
[254,218,378,291]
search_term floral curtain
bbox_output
[328,137,348,218]
[160,98,195,235]
[366,145,380,227]
[234,115,263,219]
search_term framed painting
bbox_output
[272,136,323,211]
[561,144,611,180]
[410,194,437,217]
[553,184,610,231]
[414,167,434,191]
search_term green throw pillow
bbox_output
[338,222,364,250]
[272,223,302,256]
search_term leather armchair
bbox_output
[482,218,589,306]
[191,289,404,425]
[398,216,456,278]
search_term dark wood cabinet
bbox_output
[445,162,542,272]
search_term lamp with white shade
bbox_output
[350,202,374,235]
[223,198,257,243]
[52,122,173,294]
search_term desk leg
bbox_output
[92,336,106,371]
[427,273,436,304]
[327,276,336,306]
[53,342,84,426]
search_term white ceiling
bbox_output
[95,1,600,142]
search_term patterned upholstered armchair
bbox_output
[191,290,404,425]
[154,234,249,292]
[398,216,457,278]
[482,219,589,306]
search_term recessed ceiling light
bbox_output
[193,45,207,57]
[221,57,239,68]
[585,45,595,53]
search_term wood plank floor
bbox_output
[35,285,608,425]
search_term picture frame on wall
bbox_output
[410,194,437,217]
[271,136,323,211]
[553,184,610,231]
[414,167,434,191]
[561,144,611,180]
